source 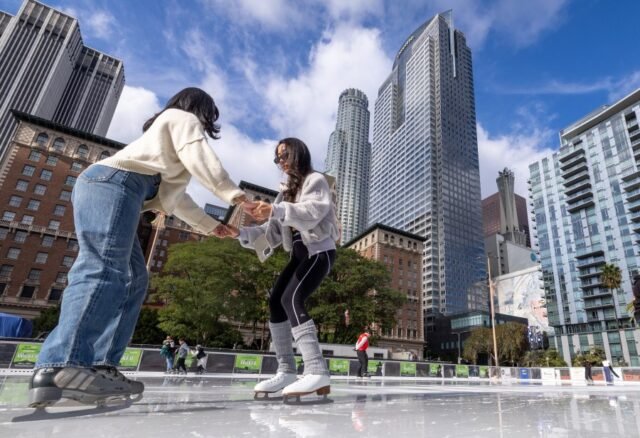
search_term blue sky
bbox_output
[2,0,639,206]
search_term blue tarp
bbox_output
[0,313,33,338]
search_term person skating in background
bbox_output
[160,336,175,373]
[28,87,246,408]
[193,345,207,374]
[584,360,593,384]
[176,338,189,374]
[219,138,340,400]
[355,328,371,378]
[602,360,619,385]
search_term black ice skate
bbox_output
[28,367,142,409]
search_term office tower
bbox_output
[483,192,530,247]
[529,88,640,366]
[0,0,124,162]
[345,224,425,358]
[325,88,371,244]
[368,11,486,324]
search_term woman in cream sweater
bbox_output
[29,87,245,408]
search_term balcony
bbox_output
[565,181,591,197]
[560,154,587,172]
[628,197,640,213]
[563,170,590,187]
[630,211,640,223]
[582,288,612,299]
[566,188,593,204]
[559,147,585,163]
[584,300,615,310]
[567,199,595,213]
[562,162,589,179]
[575,247,603,260]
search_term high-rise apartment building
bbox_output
[0,0,124,162]
[325,88,371,244]
[529,88,640,366]
[368,12,486,324]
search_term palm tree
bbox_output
[600,263,622,291]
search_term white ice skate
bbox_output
[254,372,298,400]
[282,374,330,403]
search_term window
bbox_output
[64,176,77,187]
[9,196,22,207]
[28,150,42,162]
[45,155,58,166]
[28,269,42,281]
[52,138,65,153]
[21,215,34,225]
[70,162,83,172]
[59,190,71,201]
[0,265,13,277]
[35,133,49,147]
[26,199,40,211]
[7,248,20,260]
[22,165,35,176]
[2,211,16,222]
[35,252,48,264]
[0,228,7,240]
[20,286,35,299]
[49,288,63,301]
[62,256,75,268]
[67,239,78,251]
[15,180,28,191]
[55,272,67,284]
[53,205,66,216]
[76,144,89,159]
[48,220,60,230]
[34,184,46,195]
[40,169,52,181]
[42,235,54,247]
[99,151,110,160]
[14,231,27,243]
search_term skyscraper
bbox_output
[368,11,486,325]
[529,88,640,366]
[325,88,371,244]
[0,0,124,162]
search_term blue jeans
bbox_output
[35,165,160,369]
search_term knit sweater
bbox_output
[99,108,244,234]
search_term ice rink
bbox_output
[2,374,640,437]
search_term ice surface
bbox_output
[1,374,640,437]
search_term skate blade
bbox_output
[282,386,332,405]
[254,391,284,401]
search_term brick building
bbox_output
[344,223,426,359]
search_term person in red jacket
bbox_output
[355,328,371,378]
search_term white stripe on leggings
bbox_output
[291,252,321,326]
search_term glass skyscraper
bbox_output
[0,0,124,162]
[325,88,371,244]
[529,88,640,366]
[368,11,486,327]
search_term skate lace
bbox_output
[99,366,130,383]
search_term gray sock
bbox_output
[269,321,296,374]
[292,320,328,376]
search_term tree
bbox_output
[32,305,60,338]
[495,322,528,366]
[131,307,165,345]
[522,348,567,367]
[601,263,622,291]
[462,327,491,364]
[306,247,405,345]
[572,346,606,367]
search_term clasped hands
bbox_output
[211,199,273,239]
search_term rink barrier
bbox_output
[0,340,635,383]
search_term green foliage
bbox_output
[572,346,606,367]
[32,305,60,337]
[601,263,622,291]
[130,307,165,345]
[462,327,491,364]
[307,247,405,344]
[522,349,568,367]
[462,322,529,365]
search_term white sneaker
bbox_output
[282,374,330,397]
[254,372,298,394]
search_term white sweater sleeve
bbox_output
[175,137,245,205]
[172,192,220,234]
[270,174,331,230]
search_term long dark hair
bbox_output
[277,137,313,202]
[142,87,221,139]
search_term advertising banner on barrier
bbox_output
[455,365,469,378]
[569,367,585,384]
[519,368,530,380]
[540,368,555,382]
[623,369,640,381]
[118,348,142,370]
[329,359,349,375]
[11,343,41,368]
[479,366,489,378]
[234,355,262,373]
[400,362,416,377]
[428,363,442,377]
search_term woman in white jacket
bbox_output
[222,137,339,400]
[30,88,246,408]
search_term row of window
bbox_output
[2,211,63,229]
[34,133,110,161]
[27,150,85,172]
[0,230,78,250]
[15,177,76,192]
[7,197,66,215]
[3,248,75,267]
[0,282,63,302]
[0,264,68,284]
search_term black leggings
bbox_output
[269,233,336,327]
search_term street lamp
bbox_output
[487,255,499,367]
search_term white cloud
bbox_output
[106,85,162,143]
[200,0,304,29]
[477,123,555,199]
[261,24,392,170]
[86,10,116,40]
[322,0,384,21]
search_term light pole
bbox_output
[487,255,499,367]
[456,332,462,364]
[146,212,166,273]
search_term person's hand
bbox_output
[211,224,239,238]
[246,201,272,221]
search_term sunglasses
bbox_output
[273,151,288,164]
